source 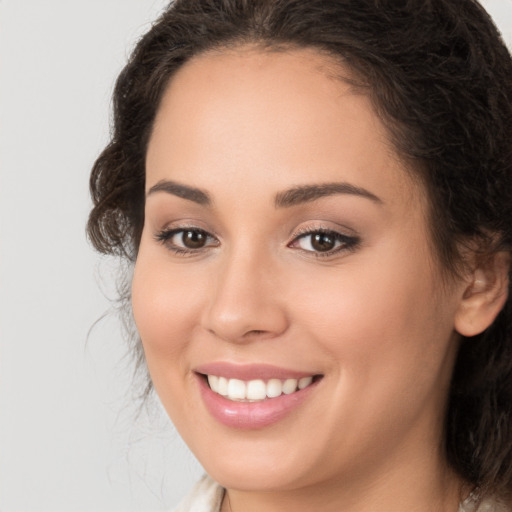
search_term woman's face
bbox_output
[132,48,466,492]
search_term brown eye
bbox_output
[310,233,336,252]
[155,227,219,254]
[290,229,360,256]
[181,229,208,249]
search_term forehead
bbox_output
[146,46,421,210]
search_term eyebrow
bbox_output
[146,179,382,208]
[274,182,382,208]
[146,180,211,206]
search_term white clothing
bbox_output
[173,475,224,512]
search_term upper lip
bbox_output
[194,362,319,381]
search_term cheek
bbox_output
[291,245,456,390]
[131,247,202,371]
[288,258,458,451]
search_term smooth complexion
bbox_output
[132,47,491,512]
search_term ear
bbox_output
[455,251,510,337]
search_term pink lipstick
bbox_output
[195,363,321,429]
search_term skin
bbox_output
[132,47,478,511]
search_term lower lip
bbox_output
[197,375,319,429]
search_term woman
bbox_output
[88,0,512,510]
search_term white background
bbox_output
[0,1,511,511]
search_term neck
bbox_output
[221,453,466,512]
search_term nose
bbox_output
[201,248,289,343]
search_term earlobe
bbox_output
[454,251,510,337]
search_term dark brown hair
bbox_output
[88,0,512,498]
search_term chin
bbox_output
[203,458,309,492]
[183,426,327,493]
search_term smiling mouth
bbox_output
[204,374,322,402]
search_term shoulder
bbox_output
[172,475,225,512]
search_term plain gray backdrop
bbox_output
[0,1,511,511]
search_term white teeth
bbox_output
[217,376,229,396]
[298,376,313,389]
[246,379,266,400]
[227,378,246,400]
[206,375,314,401]
[283,378,298,394]
[266,378,283,398]
[207,375,219,392]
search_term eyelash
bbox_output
[154,226,360,258]
[289,226,360,258]
[154,227,219,256]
